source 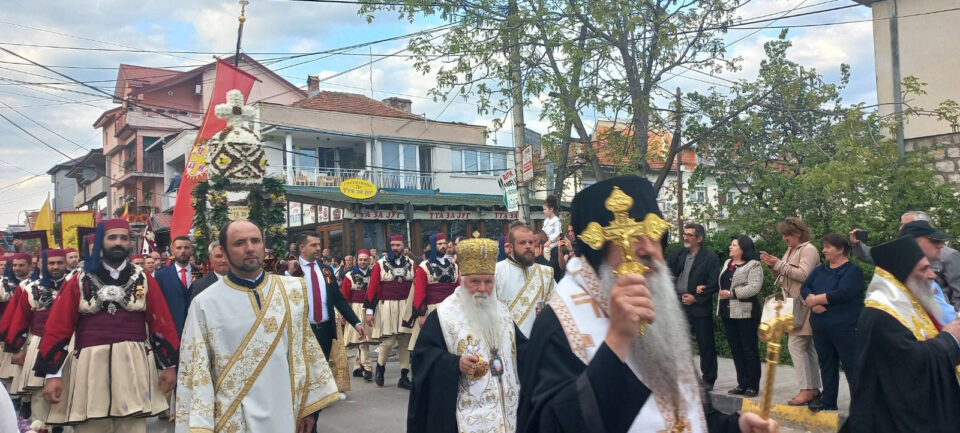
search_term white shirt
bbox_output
[174,263,193,287]
[296,257,329,324]
[102,260,128,280]
[543,216,562,243]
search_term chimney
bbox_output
[382,97,412,113]
[307,75,320,96]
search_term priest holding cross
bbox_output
[517,175,778,433]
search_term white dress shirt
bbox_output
[102,261,128,280]
[174,263,193,288]
[297,257,329,324]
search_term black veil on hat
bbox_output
[870,235,926,284]
[571,175,665,272]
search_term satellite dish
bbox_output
[81,168,98,181]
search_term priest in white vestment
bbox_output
[517,175,778,433]
[176,220,339,433]
[495,224,555,337]
[408,234,526,433]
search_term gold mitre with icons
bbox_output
[457,232,499,275]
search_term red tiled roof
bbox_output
[115,64,183,99]
[292,91,424,121]
[587,121,697,170]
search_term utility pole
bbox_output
[508,0,530,224]
[889,0,905,157]
[673,88,684,242]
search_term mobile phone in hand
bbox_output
[855,230,869,242]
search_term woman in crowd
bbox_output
[717,235,764,397]
[760,217,822,406]
[801,233,865,412]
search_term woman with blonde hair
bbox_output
[760,217,822,406]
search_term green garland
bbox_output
[192,174,287,261]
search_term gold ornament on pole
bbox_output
[757,300,794,419]
[578,186,671,335]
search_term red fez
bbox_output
[46,249,67,258]
[357,249,371,257]
[64,248,77,254]
[12,252,32,262]
[435,233,447,241]
[130,254,145,260]
[390,234,403,243]
[102,218,131,231]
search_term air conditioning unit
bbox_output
[194,84,202,96]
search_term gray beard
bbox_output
[597,261,693,402]
[457,286,506,353]
[906,275,942,319]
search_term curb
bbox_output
[710,393,846,432]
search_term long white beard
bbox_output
[906,275,942,319]
[598,261,693,402]
[457,286,506,352]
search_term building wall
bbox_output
[200,62,304,109]
[871,0,960,140]
[50,169,78,214]
[140,82,202,113]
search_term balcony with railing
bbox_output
[114,155,165,185]
[269,166,435,191]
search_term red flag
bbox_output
[95,208,102,224]
[169,59,258,238]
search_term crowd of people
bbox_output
[0,177,958,432]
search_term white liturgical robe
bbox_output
[175,273,339,433]
[494,258,555,337]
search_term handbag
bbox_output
[761,274,795,324]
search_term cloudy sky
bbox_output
[0,0,877,227]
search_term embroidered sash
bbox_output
[506,263,552,334]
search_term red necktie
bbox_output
[180,267,188,288]
[309,263,324,322]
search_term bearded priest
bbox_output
[839,236,960,433]
[407,234,526,433]
[517,176,777,433]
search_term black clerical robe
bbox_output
[517,306,741,433]
[840,308,960,433]
[407,311,528,433]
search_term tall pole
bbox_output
[508,0,530,224]
[234,0,249,68]
[673,88,684,242]
[888,0,905,157]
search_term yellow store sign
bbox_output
[340,178,378,200]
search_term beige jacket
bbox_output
[716,259,764,319]
[771,242,820,336]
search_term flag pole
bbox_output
[234,0,249,67]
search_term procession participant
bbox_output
[341,249,376,381]
[408,234,525,433]
[495,225,555,337]
[176,220,340,433]
[0,253,33,389]
[2,250,69,426]
[405,233,459,351]
[63,249,79,273]
[35,218,179,433]
[188,240,228,303]
[153,236,196,337]
[130,254,145,268]
[517,176,778,433]
[365,234,416,388]
[839,236,960,432]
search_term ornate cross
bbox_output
[757,301,794,419]
[214,89,255,129]
[578,186,671,334]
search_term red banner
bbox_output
[169,60,258,238]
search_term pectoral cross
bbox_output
[578,186,671,335]
[757,301,794,420]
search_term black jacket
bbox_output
[667,246,720,317]
[291,264,361,330]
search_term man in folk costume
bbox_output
[840,236,960,433]
[365,234,416,389]
[34,219,178,433]
[517,176,778,433]
[407,234,525,433]
[63,248,80,275]
[341,249,376,381]
[495,224,556,337]
[1,250,69,430]
[405,233,460,351]
[176,220,340,433]
[0,253,35,391]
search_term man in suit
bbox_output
[667,223,720,389]
[290,232,364,360]
[153,235,196,337]
[189,240,229,303]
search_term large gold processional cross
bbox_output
[757,301,794,420]
[578,186,671,335]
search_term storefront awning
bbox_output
[285,186,544,209]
